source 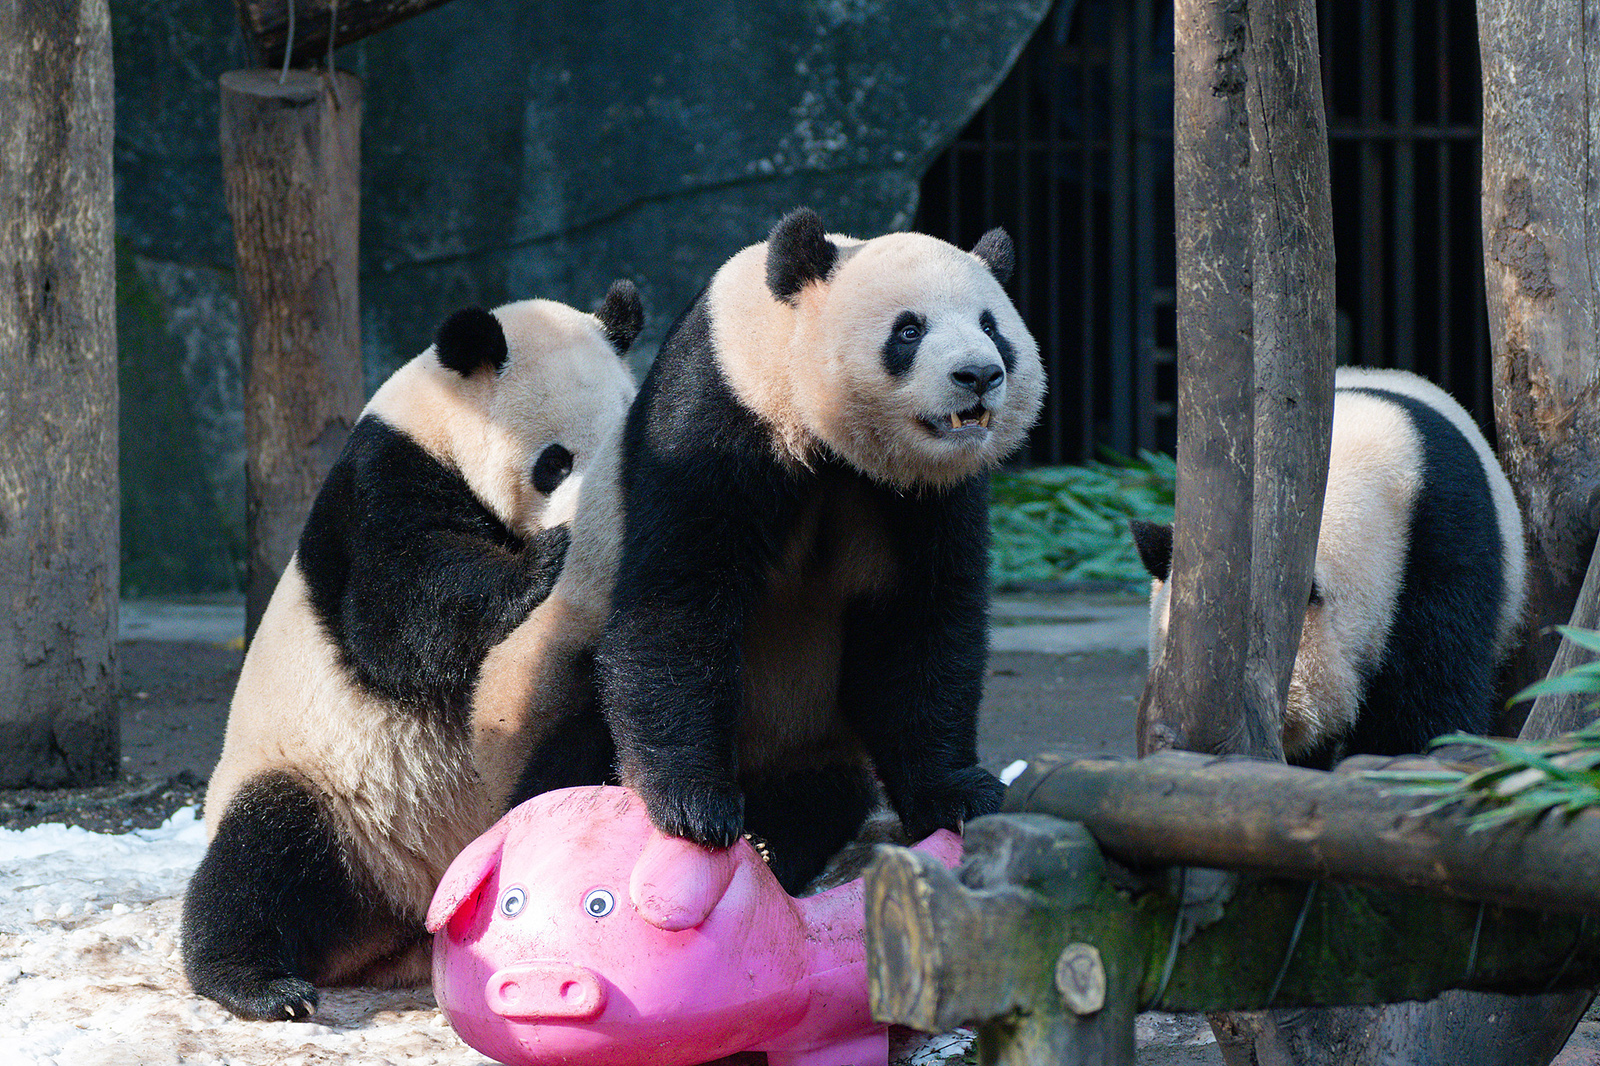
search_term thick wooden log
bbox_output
[220,70,364,641]
[1480,0,1600,703]
[867,817,1139,1066]
[1241,0,1334,732]
[1006,751,1600,915]
[0,0,120,786]
[232,0,455,70]
[866,813,1600,1043]
[1138,0,1269,760]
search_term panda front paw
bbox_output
[638,777,746,850]
[897,765,1005,840]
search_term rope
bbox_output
[1267,882,1317,1007]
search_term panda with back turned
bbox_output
[181,284,643,1021]
[1131,365,1527,767]
[511,208,1046,893]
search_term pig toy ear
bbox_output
[427,818,512,934]
[629,831,741,932]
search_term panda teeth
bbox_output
[977,410,991,429]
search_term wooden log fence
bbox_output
[865,757,1600,1066]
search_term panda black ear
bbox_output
[766,207,838,304]
[971,228,1015,285]
[595,279,645,354]
[1129,520,1173,582]
[434,306,508,376]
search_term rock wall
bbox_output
[113,0,1052,594]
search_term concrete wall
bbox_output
[112,0,1052,594]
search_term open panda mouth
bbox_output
[922,403,993,440]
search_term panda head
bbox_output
[370,282,643,538]
[713,208,1044,490]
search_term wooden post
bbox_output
[1137,0,1264,759]
[1479,0,1600,706]
[0,0,120,787]
[220,70,364,641]
[1242,0,1334,729]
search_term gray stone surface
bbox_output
[110,0,1052,594]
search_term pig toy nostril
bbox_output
[485,962,606,1020]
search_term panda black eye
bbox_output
[979,311,996,337]
[531,443,574,495]
[898,323,921,343]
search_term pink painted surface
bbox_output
[427,785,963,1066]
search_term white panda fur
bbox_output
[508,208,1046,893]
[1134,366,1526,764]
[182,287,641,1022]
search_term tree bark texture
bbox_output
[1007,751,1600,915]
[1518,541,1600,740]
[0,0,120,787]
[1480,0,1600,702]
[1241,0,1334,732]
[1138,0,1267,760]
[220,69,363,641]
[232,0,455,70]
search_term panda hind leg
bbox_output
[180,771,419,1021]
[741,763,877,895]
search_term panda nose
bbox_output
[951,362,1005,397]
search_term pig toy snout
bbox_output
[486,961,606,1020]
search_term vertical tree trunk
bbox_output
[1242,0,1335,737]
[1137,0,1265,759]
[220,70,364,642]
[1207,0,1337,1059]
[1470,0,1600,1056]
[1479,0,1600,708]
[0,0,120,788]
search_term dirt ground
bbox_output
[1,595,1152,833]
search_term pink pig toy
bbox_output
[426,785,963,1066]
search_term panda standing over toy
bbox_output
[515,208,1045,893]
[182,285,642,1021]
[1132,365,1527,767]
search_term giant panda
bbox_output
[181,284,643,1022]
[505,208,1046,893]
[1131,365,1527,767]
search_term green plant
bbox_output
[1361,627,1600,829]
[988,450,1175,587]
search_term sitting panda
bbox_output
[508,208,1046,893]
[181,285,643,1021]
[1132,365,1527,767]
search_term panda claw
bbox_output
[640,778,745,850]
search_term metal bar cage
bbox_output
[915,0,1488,467]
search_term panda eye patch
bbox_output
[882,311,926,377]
[979,311,997,337]
[532,443,574,495]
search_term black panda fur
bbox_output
[514,209,1046,892]
[181,287,642,1021]
[1133,366,1526,768]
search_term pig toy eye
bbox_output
[583,888,615,918]
[500,886,527,918]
